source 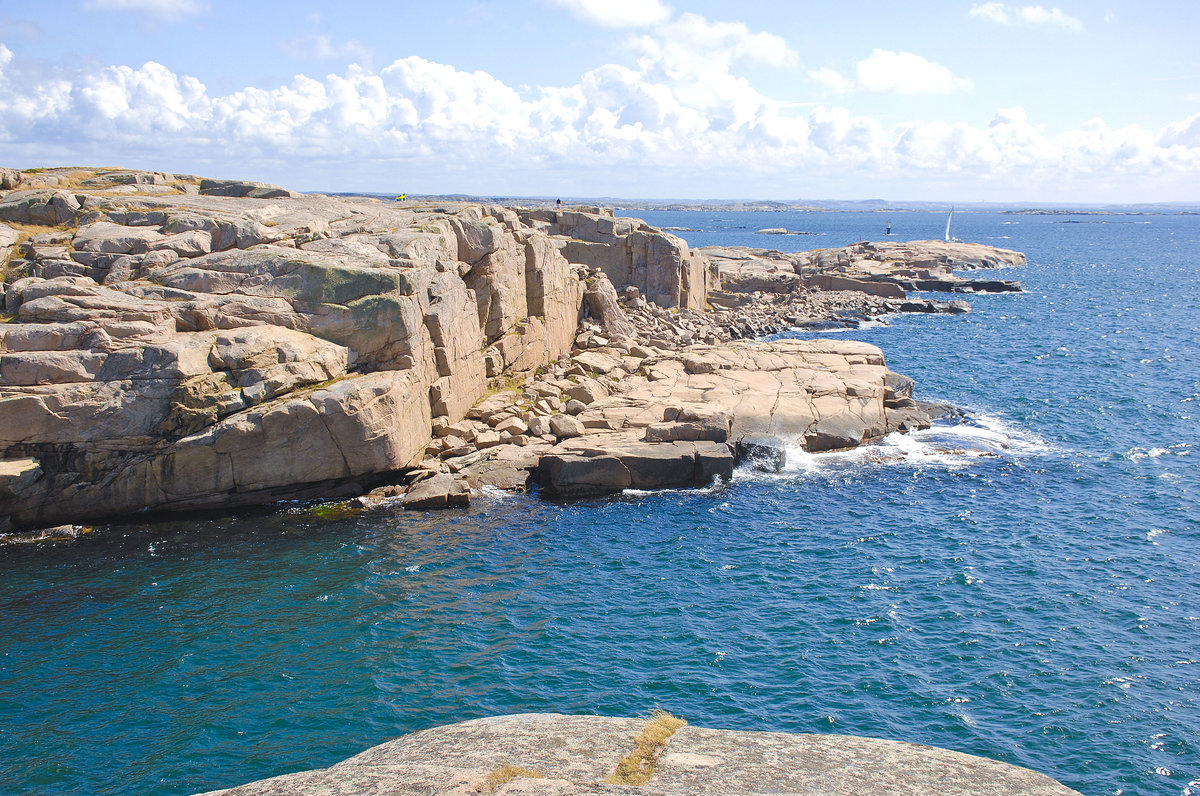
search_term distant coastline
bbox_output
[328,191,1200,215]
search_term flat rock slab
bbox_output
[402,473,470,509]
[709,240,1025,299]
[196,713,1081,796]
[538,439,733,497]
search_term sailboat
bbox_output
[944,208,960,243]
[885,220,893,235]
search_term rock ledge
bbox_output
[197,713,1080,796]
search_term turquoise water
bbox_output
[1,211,1198,795]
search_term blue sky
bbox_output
[1,0,1197,201]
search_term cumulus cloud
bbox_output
[1160,112,1200,149]
[0,14,1197,200]
[969,3,1084,33]
[811,50,973,95]
[631,12,798,71]
[83,0,209,19]
[551,0,672,28]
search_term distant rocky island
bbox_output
[341,191,1200,215]
[0,167,1026,537]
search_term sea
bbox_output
[1,210,1197,796]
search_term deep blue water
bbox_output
[2,211,1198,796]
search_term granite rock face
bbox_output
[0,169,717,530]
[519,208,717,311]
[195,713,1082,796]
[0,169,996,530]
[532,338,900,496]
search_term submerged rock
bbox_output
[736,434,786,472]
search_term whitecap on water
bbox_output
[1124,445,1188,461]
[622,478,728,497]
[745,412,1053,479]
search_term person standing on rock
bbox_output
[556,198,562,209]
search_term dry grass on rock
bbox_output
[606,710,687,786]
[477,764,544,793]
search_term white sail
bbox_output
[944,209,954,242]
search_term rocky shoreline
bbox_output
[0,167,1026,535]
[196,713,1081,795]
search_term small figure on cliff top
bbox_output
[556,198,562,208]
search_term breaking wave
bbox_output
[735,412,1052,481]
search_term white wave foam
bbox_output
[477,484,517,501]
[1125,446,1180,461]
[623,478,728,497]
[804,318,892,334]
[735,412,1050,481]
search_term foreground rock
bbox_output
[195,713,1081,795]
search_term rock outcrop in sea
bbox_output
[0,168,1025,532]
[195,713,1082,795]
[704,240,1025,337]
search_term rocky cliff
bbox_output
[195,713,1081,795]
[0,168,1016,532]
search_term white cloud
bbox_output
[1160,112,1200,148]
[281,33,373,66]
[969,2,1012,24]
[551,0,672,28]
[631,12,798,71]
[808,67,852,94]
[969,3,1084,33]
[0,14,1197,201]
[811,50,973,95]
[83,0,209,19]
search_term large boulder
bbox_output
[402,473,470,509]
[199,178,295,199]
[583,269,636,339]
[538,440,733,498]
